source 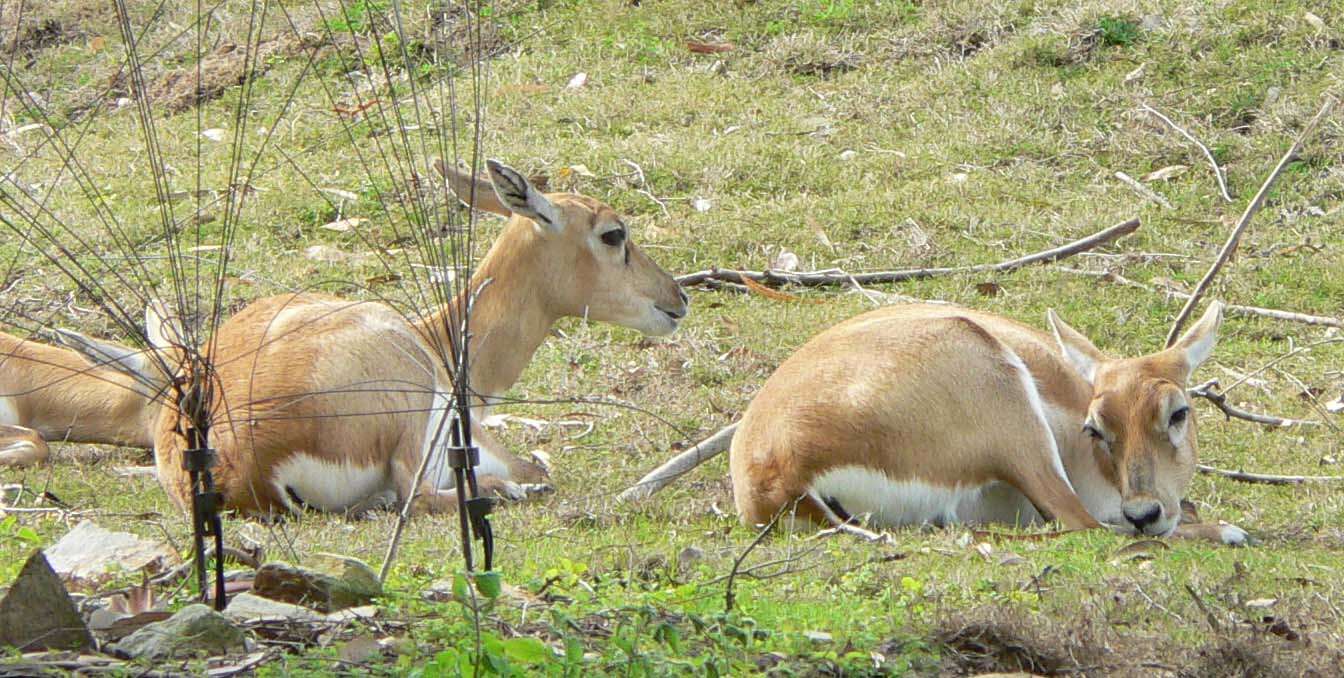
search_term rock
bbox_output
[114,604,246,660]
[0,551,93,651]
[224,592,323,623]
[44,521,178,589]
[252,554,381,612]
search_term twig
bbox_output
[1059,268,1343,329]
[678,217,1140,288]
[1142,104,1234,203]
[1198,464,1344,485]
[617,422,739,502]
[1189,379,1318,427]
[725,499,793,612]
[1184,583,1222,631]
[1166,95,1338,347]
[1115,171,1175,209]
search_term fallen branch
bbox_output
[1059,268,1343,329]
[725,498,792,612]
[678,217,1140,288]
[1189,379,1318,427]
[1115,171,1174,209]
[617,422,739,503]
[1166,95,1338,347]
[1142,104,1234,203]
[1197,464,1344,485]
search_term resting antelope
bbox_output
[0,329,160,466]
[729,302,1249,545]
[111,160,688,516]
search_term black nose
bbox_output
[1122,501,1162,531]
[659,305,686,320]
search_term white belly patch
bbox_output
[0,398,18,427]
[270,453,393,512]
[810,465,1043,528]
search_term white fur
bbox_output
[810,466,1042,528]
[0,398,17,426]
[1001,344,1075,493]
[420,389,512,491]
[1219,523,1249,546]
[270,453,392,512]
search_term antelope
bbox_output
[114,159,688,517]
[0,329,161,466]
[729,302,1249,545]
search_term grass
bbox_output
[3,0,1344,673]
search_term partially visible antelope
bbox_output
[0,329,161,466]
[729,302,1248,545]
[115,159,689,517]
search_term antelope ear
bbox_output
[1171,301,1223,380]
[52,329,167,395]
[486,159,560,231]
[433,157,511,217]
[145,299,186,352]
[1046,309,1106,384]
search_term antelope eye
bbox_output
[1083,423,1104,440]
[1169,406,1189,428]
[600,228,626,247]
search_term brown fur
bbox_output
[0,332,158,465]
[149,161,688,516]
[730,302,1238,544]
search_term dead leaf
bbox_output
[692,198,713,212]
[1246,598,1278,609]
[499,83,551,96]
[769,250,799,272]
[1109,539,1170,564]
[741,276,823,304]
[187,245,222,253]
[1123,63,1146,83]
[201,128,227,142]
[1305,12,1327,31]
[974,282,1001,297]
[1324,395,1343,414]
[720,316,740,336]
[997,552,1027,566]
[340,634,383,663]
[304,245,351,263]
[320,217,367,233]
[320,187,360,203]
[973,542,995,561]
[366,273,401,286]
[1261,616,1301,641]
[566,72,588,89]
[687,41,734,54]
[1141,164,1188,182]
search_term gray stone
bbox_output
[224,592,322,623]
[114,604,246,660]
[252,553,381,612]
[0,550,93,651]
[44,521,178,590]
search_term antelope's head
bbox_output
[1047,302,1224,537]
[437,159,689,336]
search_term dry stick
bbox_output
[1115,171,1174,209]
[1059,267,1343,329]
[1197,464,1344,485]
[1188,379,1318,428]
[1142,104,1234,203]
[725,499,792,613]
[617,422,739,503]
[677,217,1140,288]
[1165,96,1339,348]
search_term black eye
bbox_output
[600,229,626,247]
[1083,423,1104,440]
[1169,407,1189,428]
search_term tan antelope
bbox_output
[729,302,1248,545]
[114,159,688,517]
[0,329,161,466]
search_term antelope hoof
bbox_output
[494,481,554,502]
[1218,523,1251,547]
[529,449,552,475]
